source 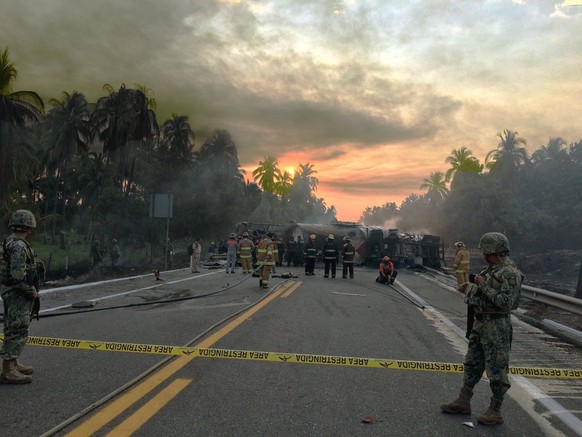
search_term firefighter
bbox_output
[238,232,254,274]
[453,241,470,291]
[225,233,238,274]
[341,236,356,279]
[304,234,317,276]
[322,234,339,278]
[377,256,397,284]
[257,233,276,288]
[286,237,297,267]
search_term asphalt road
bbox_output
[2,265,581,436]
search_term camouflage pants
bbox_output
[463,317,512,399]
[1,289,33,360]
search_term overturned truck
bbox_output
[281,221,443,268]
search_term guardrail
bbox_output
[521,285,582,317]
[424,266,582,317]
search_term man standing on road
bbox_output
[341,236,355,279]
[238,232,254,274]
[304,234,317,276]
[441,232,522,426]
[225,233,238,274]
[1,210,43,384]
[453,241,470,291]
[191,237,202,273]
[322,234,338,278]
[257,233,276,288]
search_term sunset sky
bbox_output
[2,0,582,222]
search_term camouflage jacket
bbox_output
[466,258,522,313]
[1,233,39,297]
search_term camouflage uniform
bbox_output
[441,232,522,426]
[1,233,38,361]
[464,258,522,398]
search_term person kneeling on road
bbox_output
[376,256,397,284]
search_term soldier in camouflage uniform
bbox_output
[1,210,44,384]
[441,232,522,426]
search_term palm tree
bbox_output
[295,163,319,191]
[45,91,92,230]
[420,171,449,206]
[486,129,528,187]
[199,129,239,174]
[161,114,195,165]
[444,146,483,183]
[0,47,44,210]
[532,137,567,165]
[274,170,293,196]
[252,156,281,194]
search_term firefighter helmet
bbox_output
[328,234,334,240]
[343,236,351,242]
[454,241,465,247]
[382,256,390,262]
[309,234,316,240]
[242,232,249,237]
[230,233,236,238]
[9,209,37,230]
[478,232,510,256]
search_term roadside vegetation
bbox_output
[1,47,581,283]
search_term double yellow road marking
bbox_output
[65,281,299,436]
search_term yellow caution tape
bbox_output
[2,335,581,379]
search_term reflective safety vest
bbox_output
[238,238,254,259]
[257,238,276,265]
[304,242,317,259]
[341,243,355,263]
[454,247,470,273]
[323,241,338,260]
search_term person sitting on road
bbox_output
[377,256,398,284]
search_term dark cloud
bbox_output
[2,0,582,220]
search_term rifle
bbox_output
[26,260,45,321]
[466,305,474,339]
[465,273,478,339]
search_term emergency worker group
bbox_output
[2,211,523,427]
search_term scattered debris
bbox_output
[362,416,374,424]
[332,292,366,296]
[71,301,96,308]
[153,269,162,281]
[462,421,475,428]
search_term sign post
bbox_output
[149,194,174,270]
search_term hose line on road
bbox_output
[1,263,275,322]
[351,278,426,310]
[38,277,292,437]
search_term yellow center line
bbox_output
[65,282,293,437]
[105,378,192,437]
[281,281,302,298]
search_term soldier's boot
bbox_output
[440,386,473,414]
[15,360,33,375]
[477,397,503,425]
[0,360,32,384]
